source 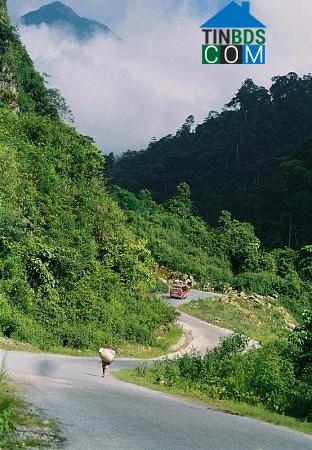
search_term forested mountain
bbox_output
[20,1,116,41]
[109,74,312,249]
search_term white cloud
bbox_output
[17,0,312,153]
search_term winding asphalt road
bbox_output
[1,290,312,450]
[167,290,230,356]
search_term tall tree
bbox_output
[167,182,193,219]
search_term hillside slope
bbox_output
[0,0,311,354]
[0,1,175,351]
[0,107,177,350]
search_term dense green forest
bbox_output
[109,74,312,249]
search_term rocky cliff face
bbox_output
[0,0,19,110]
[0,1,69,118]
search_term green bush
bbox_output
[216,211,261,274]
[299,245,312,282]
[279,292,312,321]
[150,278,168,294]
[272,247,299,278]
[233,271,300,297]
[150,335,312,421]
[0,398,15,441]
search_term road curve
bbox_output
[1,290,312,449]
[175,312,230,355]
[166,289,230,356]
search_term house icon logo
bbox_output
[201,1,267,65]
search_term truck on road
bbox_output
[170,283,188,299]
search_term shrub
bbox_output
[272,247,299,278]
[235,344,297,412]
[233,271,300,297]
[150,278,168,294]
[216,211,261,274]
[149,335,312,421]
[298,245,312,282]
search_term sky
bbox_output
[7,0,312,154]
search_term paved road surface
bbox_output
[176,312,230,355]
[166,288,221,307]
[2,350,311,450]
[166,289,230,356]
[1,290,312,450]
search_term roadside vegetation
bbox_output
[117,324,184,359]
[0,324,183,359]
[179,290,297,344]
[118,314,312,432]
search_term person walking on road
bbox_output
[99,344,116,378]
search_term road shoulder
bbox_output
[114,368,312,437]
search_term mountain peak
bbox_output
[20,1,117,41]
[22,2,79,23]
[42,1,72,9]
[47,1,71,7]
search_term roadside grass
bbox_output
[0,324,183,360]
[115,368,312,436]
[179,295,296,344]
[0,381,19,448]
[116,325,184,359]
[0,338,40,354]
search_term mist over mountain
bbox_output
[20,1,117,41]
